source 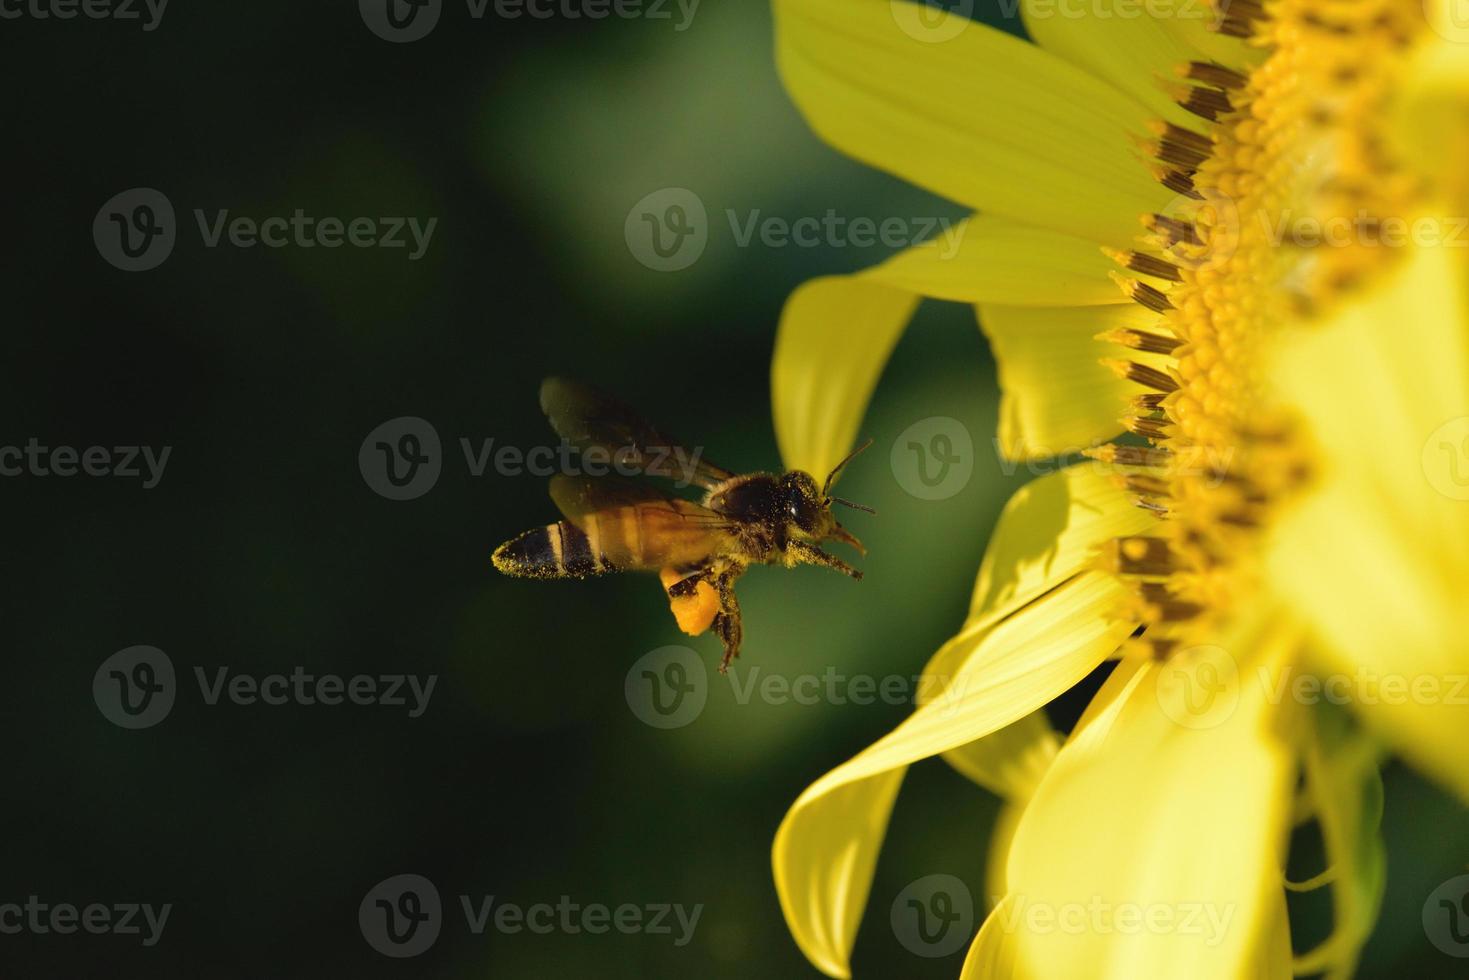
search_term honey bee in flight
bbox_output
[492,378,872,671]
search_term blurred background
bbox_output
[5,0,1467,976]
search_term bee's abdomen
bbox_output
[492,522,616,579]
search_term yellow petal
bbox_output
[772,572,1134,976]
[1393,18,1469,210]
[942,709,1058,801]
[965,463,1158,625]
[1162,9,1263,69]
[771,464,1148,977]
[978,303,1172,460]
[771,275,919,478]
[938,462,1153,805]
[999,623,1298,978]
[1266,241,1469,801]
[771,769,905,979]
[1290,707,1385,980]
[869,215,1130,307]
[772,217,1135,477]
[961,893,1024,979]
[773,0,1169,245]
[959,886,1297,980]
[1021,0,1198,126]
[985,801,1028,909]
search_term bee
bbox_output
[492,378,873,672]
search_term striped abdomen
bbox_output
[492,521,617,579]
[493,503,721,579]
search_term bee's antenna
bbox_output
[830,496,876,515]
[822,438,874,496]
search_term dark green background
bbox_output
[6,0,1467,976]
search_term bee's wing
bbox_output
[539,377,735,491]
[548,475,734,571]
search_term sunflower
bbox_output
[764,1,1469,977]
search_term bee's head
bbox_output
[777,440,875,551]
[777,470,831,538]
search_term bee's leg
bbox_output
[827,523,866,556]
[664,566,711,598]
[788,542,864,580]
[712,570,744,674]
